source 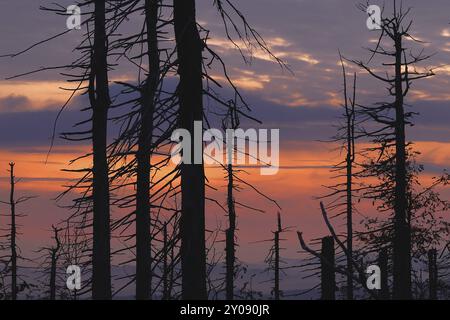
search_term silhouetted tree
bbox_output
[37,225,62,300]
[0,163,34,300]
[173,0,207,299]
[49,226,61,300]
[90,0,112,300]
[135,0,160,300]
[320,53,358,300]
[273,213,282,300]
[223,103,239,300]
[265,213,287,300]
[9,162,17,300]
[352,1,435,299]
[297,203,379,299]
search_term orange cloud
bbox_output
[0,81,70,112]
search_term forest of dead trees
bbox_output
[0,0,449,300]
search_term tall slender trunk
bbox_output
[174,0,207,300]
[345,131,353,300]
[344,71,356,301]
[91,0,112,300]
[136,0,159,300]
[225,163,236,300]
[9,162,17,300]
[273,213,281,300]
[392,32,411,300]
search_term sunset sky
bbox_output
[0,0,449,269]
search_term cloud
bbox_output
[0,94,30,112]
[441,28,450,37]
[0,108,84,147]
[0,81,72,112]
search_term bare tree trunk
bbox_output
[345,140,354,299]
[428,249,437,300]
[350,2,432,300]
[174,0,207,300]
[345,129,354,301]
[379,247,389,300]
[49,226,61,300]
[9,162,17,301]
[91,0,112,300]
[321,236,335,300]
[273,213,281,300]
[342,58,356,300]
[225,163,236,300]
[392,32,411,300]
[136,0,159,300]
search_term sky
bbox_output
[0,0,449,273]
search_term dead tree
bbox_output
[225,173,236,300]
[390,10,410,300]
[36,225,64,300]
[171,0,285,299]
[174,0,207,299]
[342,61,356,301]
[223,103,240,300]
[273,213,282,300]
[352,1,435,299]
[36,224,65,300]
[297,203,380,300]
[49,226,62,300]
[320,53,358,300]
[9,162,17,301]
[135,0,160,300]
[0,163,33,300]
[91,0,112,300]
[428,249,437,300]
[264,213,287,300]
